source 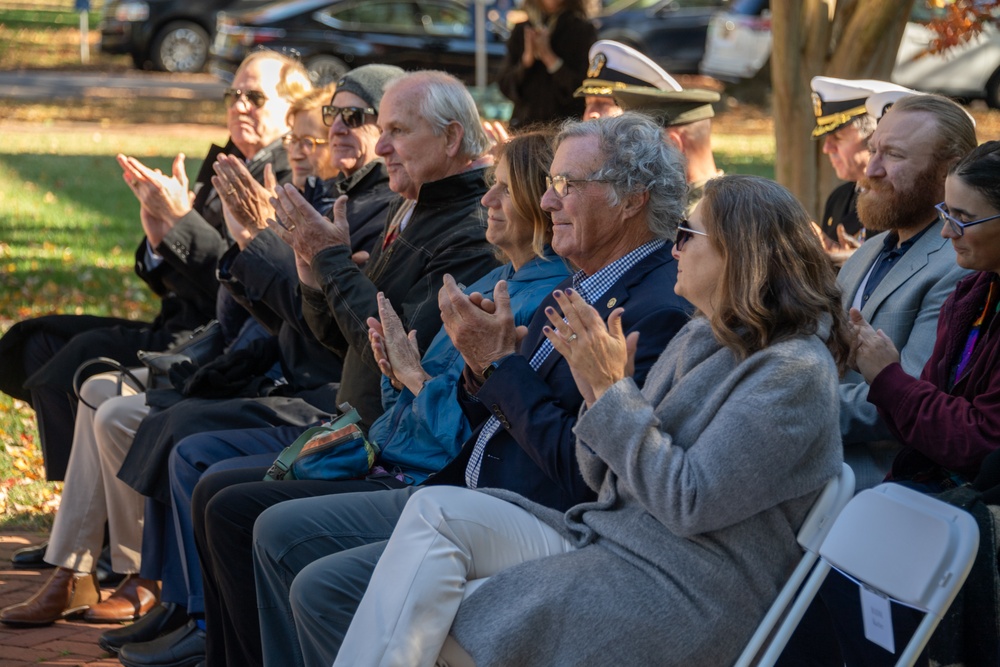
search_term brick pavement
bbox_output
[0,532,123,667]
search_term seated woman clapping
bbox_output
[333,174,851,667]
[853,141,1000,490]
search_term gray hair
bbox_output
[555,112,687,240]
[851,113,877,141]
[384,70,491,159]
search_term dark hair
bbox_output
[700,175,851,371]
[492,129,556,259]
[950,140,1000,212]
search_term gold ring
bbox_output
[227,187,237,195]
[567,333,578,342]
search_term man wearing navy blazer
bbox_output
[250,112,693,667]
[838,93,976,490]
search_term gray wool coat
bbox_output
[450,316,844,666]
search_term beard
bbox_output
[856,166,945,234]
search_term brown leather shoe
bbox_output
[0,567,100,627]
[83,574,160,623]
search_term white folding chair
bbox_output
[761,482,980,667]
[734,462,856,667]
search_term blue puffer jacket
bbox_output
[371,248,571,483]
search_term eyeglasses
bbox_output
[322,105,376,128]
[675,223,708,251]
[545,174,609,198]
[282,134,329,153]
[224,88,268,109]
[935,202,1000,237]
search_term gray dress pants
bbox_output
[252,486,418,667]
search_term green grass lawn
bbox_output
[0,125,225,528]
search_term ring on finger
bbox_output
[566,333,579,342]
[227,187,237,195]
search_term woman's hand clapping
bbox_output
[542,289,638,407]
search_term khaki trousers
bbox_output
[44,370,150,574]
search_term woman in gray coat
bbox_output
[334,175,852,667]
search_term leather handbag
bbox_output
[136,319,223,390]
[72,320,223,409]
[264,403,380,482]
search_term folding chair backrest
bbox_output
[734,463,856,667]
[767,483,979,667]
[820,483,979,616]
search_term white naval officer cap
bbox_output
[574,40,681,98]
[810,76,913,138]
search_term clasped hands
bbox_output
[117,153,194,247]
[811,222,863,267]
[849,307,901,384]
[435,276,637,406]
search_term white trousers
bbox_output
[45,370,150,574]
[334,486,575,667]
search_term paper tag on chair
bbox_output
[860,585,895,654]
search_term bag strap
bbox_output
[72,357,147,411]
[264,403,362,481]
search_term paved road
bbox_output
[0,69,225,101]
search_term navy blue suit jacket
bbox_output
[426,243,693,511]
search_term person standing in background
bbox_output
[497,0,596,128]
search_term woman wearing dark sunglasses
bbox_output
[333,175,851,666]
[853,141,1000,489]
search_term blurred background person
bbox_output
[497,0,596,128]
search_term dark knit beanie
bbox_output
[335,64,406,114]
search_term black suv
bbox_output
[100,0,272,73]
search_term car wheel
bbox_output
[306,55,350,86]
[152,21,210,73]
[986,66,1000,109]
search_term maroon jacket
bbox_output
[869,270,1000,482]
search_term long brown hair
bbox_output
[491,129,556,259]
[699,175,851,372]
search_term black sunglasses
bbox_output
[322,105,376,128]
[224,88,268,109]
[675,223,708,251]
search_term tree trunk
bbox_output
[771,0,915,220]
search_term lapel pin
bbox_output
[607,297,617,308]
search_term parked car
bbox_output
[209,0,511,86]
[595,0,725,75]
[700,0,1000,108]
[893,3,1000,107]
[99,0,272,73]
[698,0,769,82]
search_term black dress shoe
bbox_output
[95,544,126,587]
[10,541,54,569]
[118,619,205,667]
[98,602,188,654]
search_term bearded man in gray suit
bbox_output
[838,93,976,489]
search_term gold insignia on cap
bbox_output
[607,297,617,308]
[811,92,823,119]
[587,52,606,79]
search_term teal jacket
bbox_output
[372,248,571,483]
